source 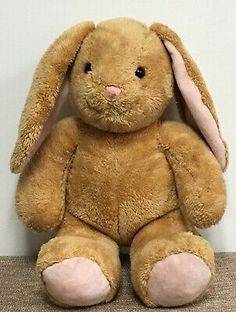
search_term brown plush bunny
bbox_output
[10,18,227,308]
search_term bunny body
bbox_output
[67,120,177,245]
[12,18,227,308]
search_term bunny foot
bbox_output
[42,257,111,307]
[147,252,211,307]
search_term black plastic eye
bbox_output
[84,62,92,73]
[135,66,145,79]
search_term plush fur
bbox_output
[11,18,227,308]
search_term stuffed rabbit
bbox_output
[10,18,227,308]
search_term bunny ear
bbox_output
[150,23,228,171]
[10,22,95,173]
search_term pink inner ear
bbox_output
[163,40,226,170]
[27,77,69,163]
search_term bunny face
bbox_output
[69,19,173,132]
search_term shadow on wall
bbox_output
[24,228,56,257]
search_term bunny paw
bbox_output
[42,257,110,307]
[147,252,211,307]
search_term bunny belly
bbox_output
[66,124,178,245]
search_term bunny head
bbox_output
[69,19,173,133]
[10,18,227,173]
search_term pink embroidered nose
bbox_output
[106,86,121,97]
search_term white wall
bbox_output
[0,0,235,255]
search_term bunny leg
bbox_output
[130,209,215,307]
[36,212,121,307]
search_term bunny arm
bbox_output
[16,117,80,232]
[158,121,226,228]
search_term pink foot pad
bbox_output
[147,252,211,307]
[42,257,111,307]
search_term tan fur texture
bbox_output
[16,118,80,231]
[130,209,215,306]
[158,121,226,228]
[37,212,121,306]
[11,18,227,308]
[10,22,95,173]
